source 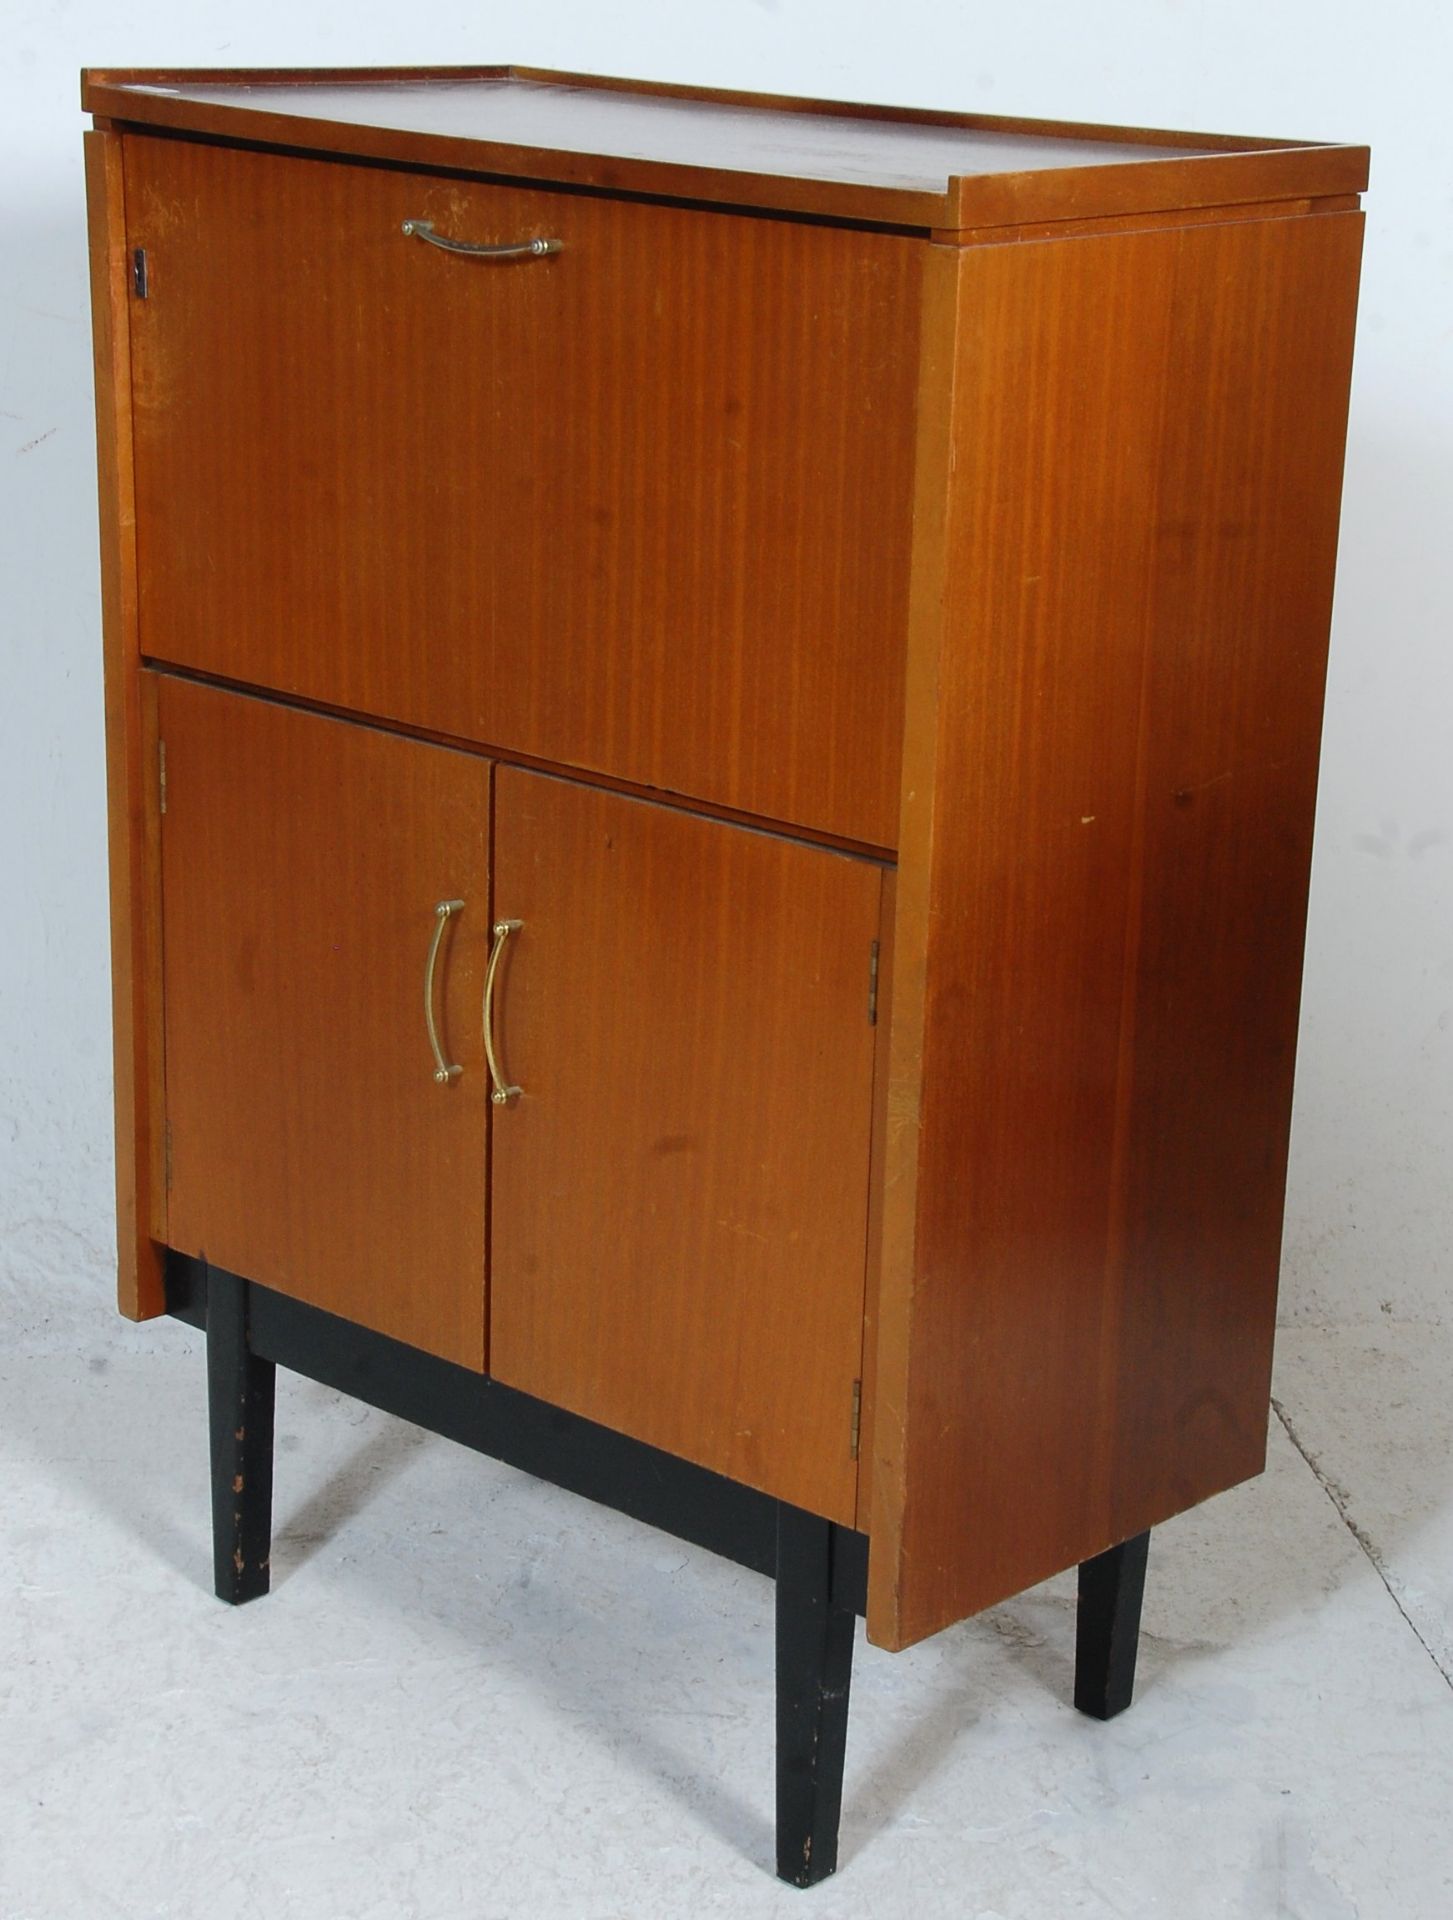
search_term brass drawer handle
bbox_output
[484,919,523,1106]
[425,900,465,1085]
[401,219,562,260]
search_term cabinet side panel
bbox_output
[871,211,1363,1649]
[84,130,167,1317]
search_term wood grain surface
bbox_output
[84,130,167,1318]
[82,68,1368,231]
[159,676,492,1367]
[870,208,1365,1650]
[123,134,919,847]
[488,767,885,1523]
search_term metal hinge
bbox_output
[158,738,167,814]
[132,248,149,299]
[850,1378,862,1459]
[867,940,880,1025]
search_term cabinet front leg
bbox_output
[1074,1529,1150,1720]
[775,1505,856,1888]
[205,1264,276,1604]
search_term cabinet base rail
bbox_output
[171,1254,1149,1888]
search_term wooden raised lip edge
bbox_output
[933,191,1365,248]
[79,62,1328,155]
[144,663,899,867]
[83,83,946,229]
[81,66,1369,232]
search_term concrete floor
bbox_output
[2,1308,1450,1919]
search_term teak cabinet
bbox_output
[83,66,1366,1886]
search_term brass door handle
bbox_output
[484,919,522,1106]
[401,219,562,260]
[425,899,465,1085]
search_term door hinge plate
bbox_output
[158,738,167,814]
[132,247,149,299]
[850,1378,862,1459]
[867,939,880,1026]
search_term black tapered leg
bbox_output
[775,1505,856,1888]
[206,1264,276,1604]
[1074,1529,1150,1720]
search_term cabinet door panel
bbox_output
[124,135,919,846]
[490,768,883,1523]
[159,677,491,1367]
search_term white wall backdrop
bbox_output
[2,1,1449,1342]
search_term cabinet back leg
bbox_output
[1074,1529,1150,1720]
[205,1264,276,1604]
[775,1505,856,1888]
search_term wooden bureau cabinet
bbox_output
[84,67,1366,1886]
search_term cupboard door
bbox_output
[122,134,918,846]
[158,677,491,1366]
[489,768,884,1524]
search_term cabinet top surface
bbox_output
[82,66,1367,229]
